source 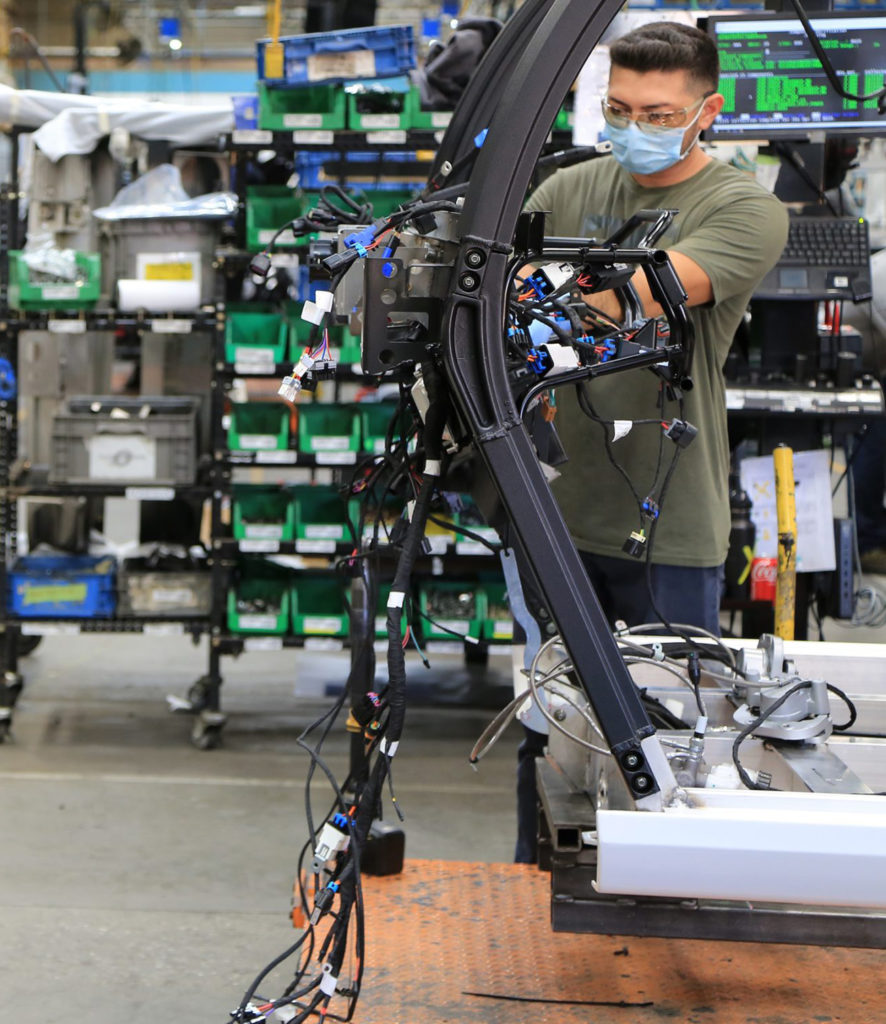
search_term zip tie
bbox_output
[387,591,406,608]
[380,738,399,757]
[424,459,442,477]
[320,965,338,997]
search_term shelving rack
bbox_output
[0,110,552,746]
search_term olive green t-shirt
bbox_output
[524,156,788,567]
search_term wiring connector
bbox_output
[663,418,698,449]
[278,350,316,403]
[622,530,647,558]
[310,880,340,925]
[312,813,350,871]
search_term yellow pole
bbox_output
[773,444,797,640]
[264,0,284,80]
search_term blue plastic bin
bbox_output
[257,25,415,85]
[8,554,116,618]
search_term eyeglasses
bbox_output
[601,93,710,134]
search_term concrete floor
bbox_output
[0,635,518,1024]
[2,597,885,1024]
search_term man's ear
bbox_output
[701,92,725,129]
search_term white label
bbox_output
[149,587,193,606]
[367,130,407,145]
[239,539,281,553]
[302,615,344,634]
[255,450,297,464]
[238,434,278,450]
[87,434,157,480]
[455,541,493,557]
[492,621,513,638]
[433,619,470,635]
[48,319,87,334]
[425,534,449,555]
[295,539,336,554]
[307,50,375,81]
[237,613,279,631]
[311,436,350,451]
[361,114,401,129]
[143,623,186,635]
[21,623,80,635]
[244,636,284,652]
[125,487,175,501]
[233,129,273,145]
[304,637,344,652]
[315,452,356,465]
[150,319,193,334]
[41,284,79,300]
[425,640,462,654]
[292,130,335,145]
[283,113,324,129]
[244,523,285,540]
[233,346,276,364]
[431,112,453,128]
[234,361,276,377]
[304,524,343,540]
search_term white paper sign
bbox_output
[739,449,836,573]
[87,434,157,480]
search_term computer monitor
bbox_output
[706,12,886,141]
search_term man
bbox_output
[514,22,788,863]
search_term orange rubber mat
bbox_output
[354,860,884,1024]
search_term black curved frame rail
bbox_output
[439,0,674,804]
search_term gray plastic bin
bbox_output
[49,396,200,485]
[98,218,221,305]
[117,569,212,617]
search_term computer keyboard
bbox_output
[753,216,872,302]
[780,217,869,267]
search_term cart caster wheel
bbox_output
[17,635,42,657]
[3,672,23,708]
[186,676,212,712]
[190,711,227,751]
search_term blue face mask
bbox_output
[602,120,698,176]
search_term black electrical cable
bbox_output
[426,512,501,552]
[787,0,886,109]
[827,682,858,731]
[732,681,812,790]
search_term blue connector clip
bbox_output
[332,812,350,830]
[344,223,378,258]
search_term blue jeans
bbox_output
[578,550,725,636]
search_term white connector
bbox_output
[312,820,349,870]
[538,342,580,376]
[278,376,302,403]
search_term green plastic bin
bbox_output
[359,402,408,455]
[297,403,360,454]
[418,581,484,641]
[292,575,349,636]
[481,581,512,641]
[227,579,290,634]
[233,486,295,541]
[228,402,290,452]
[8,250,101,310]
[225,308,288,364]
[258,82,347,131]
[293,484,355,542]
[245,185,307,250]
[346,79,411,131]
[406,87,453,130]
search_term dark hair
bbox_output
[609,23,719,94]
